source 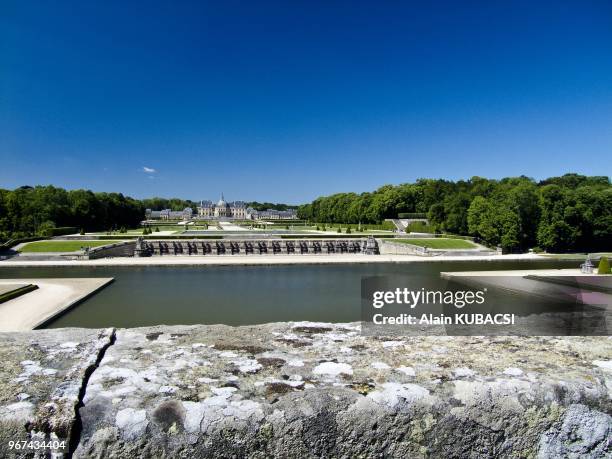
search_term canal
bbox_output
[0,259,580,328]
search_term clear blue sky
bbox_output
[1,1,611,204]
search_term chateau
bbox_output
[145,194,297,221]
[197,194,247,219]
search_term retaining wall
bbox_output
[379,240,497,257]
[138,238,377,256]
[86,241,136,259]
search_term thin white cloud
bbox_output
[142,166,156,174]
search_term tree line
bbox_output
[297,174,611,253]
[0,185,296,243]
[246,201,297,211]
[0,186,146,242]
[140,197,200,212]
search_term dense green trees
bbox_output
[0,186,298,243]
[0,185,144,242]
[246,201,297,211]
[1,175,609,253]
[298,174,611,253]
[140,197,198,212]
[537,183,611,252]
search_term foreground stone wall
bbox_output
[1,324,610,458]
[0,328,114,458]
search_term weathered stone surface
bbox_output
[0,327,114,458]
[0,324,609,457]
[71,323,611,458]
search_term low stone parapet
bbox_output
[0,328,115,458]
[1,324,610,457]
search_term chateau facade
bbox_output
[145,194,297,221]
[197,194,248,219]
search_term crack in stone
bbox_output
[66,328,117,458]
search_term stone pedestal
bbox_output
[363,236,379,255]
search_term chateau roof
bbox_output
[198,196,246,208]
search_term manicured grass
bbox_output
[19,240,120,253]
[388,238,476,249]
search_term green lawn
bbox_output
[388,238,476,249]
[19,240,120,253]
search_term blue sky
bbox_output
[1,1,611,203]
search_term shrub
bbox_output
[41,226,80,237]
[406,221,434,233]
[337,227,342,233]
[598,256,610,274]
[155,227,160,232]
[346,227,351,234]
[79,228,85,235]
[381,221,396,231]
[37,220,55,236]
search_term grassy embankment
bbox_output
[0,284,39,304]
[388,238,477,249]
[19,240,121,253]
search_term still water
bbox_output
[0,260,579,328]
